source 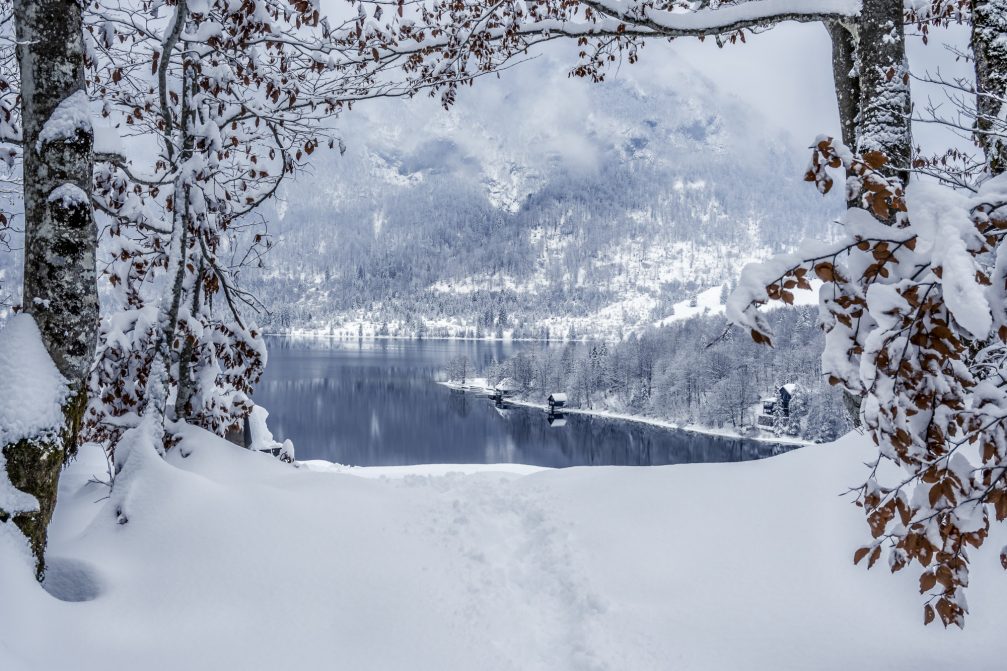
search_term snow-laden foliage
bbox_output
[338,0,861,90]
[730,135,1007,627]
[78,0,498,452]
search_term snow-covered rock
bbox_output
[248,405,294,461]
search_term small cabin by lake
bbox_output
[548,393,567,412]
[757,384,795,429]
[489,377,520,404]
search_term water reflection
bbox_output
[254,337,798,467]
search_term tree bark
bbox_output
[856,0,912,187]
[174,261,203,421]
[830,1,911,420]
[826,20,861,153]
[972,0,1007,175]
[10,0,97,578]
[825,19,861,210]
[16,0,97,386]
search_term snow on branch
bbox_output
[728,137,1007,628]
[578,0,861,36]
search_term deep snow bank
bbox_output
[1,428,1004,670]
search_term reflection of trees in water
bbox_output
[256,341,799,467]
[448,390,471,419]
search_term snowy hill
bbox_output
[2,426,1002,669]
[247,49,841,339]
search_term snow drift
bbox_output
[0,427,1003,670]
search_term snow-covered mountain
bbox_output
[248,50,841,338]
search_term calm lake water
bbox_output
[254,337,798,467]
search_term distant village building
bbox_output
[490,377,520,404]
[494,378,519,395]
[757,384,796,429]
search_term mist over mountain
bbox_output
[248,50,840,338]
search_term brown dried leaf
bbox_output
[862,151,888,170]
[814,263,836,282]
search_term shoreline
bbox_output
[438,380,813,447]
[264,331,579,343]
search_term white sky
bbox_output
[657,22,841,153]
[345,18,972,164]
[536,20,972,157]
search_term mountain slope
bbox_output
[248,51,842,338]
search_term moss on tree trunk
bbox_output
[3,438,62,580]
[1,386,86,579]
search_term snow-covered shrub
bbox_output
[730,138,1007,627]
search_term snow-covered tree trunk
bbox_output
[826,19,861,206]
[972,0,1007,175]
[143,0,190,445]
[16,0,96,386]
[822,0,911,421]
[856,0,912,189]
[7,0,97,577]
[826,20,860,155]
[174,261,203,421]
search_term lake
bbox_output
[254,337,798,467]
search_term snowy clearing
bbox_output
[1,428,1003,670]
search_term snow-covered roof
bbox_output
[781,384,798,394]
[495,378,519,392]
[548,393,568,402]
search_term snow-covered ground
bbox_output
[2,427,1003,670]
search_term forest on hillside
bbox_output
[245,69,839,338]
[451,306,853,442]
